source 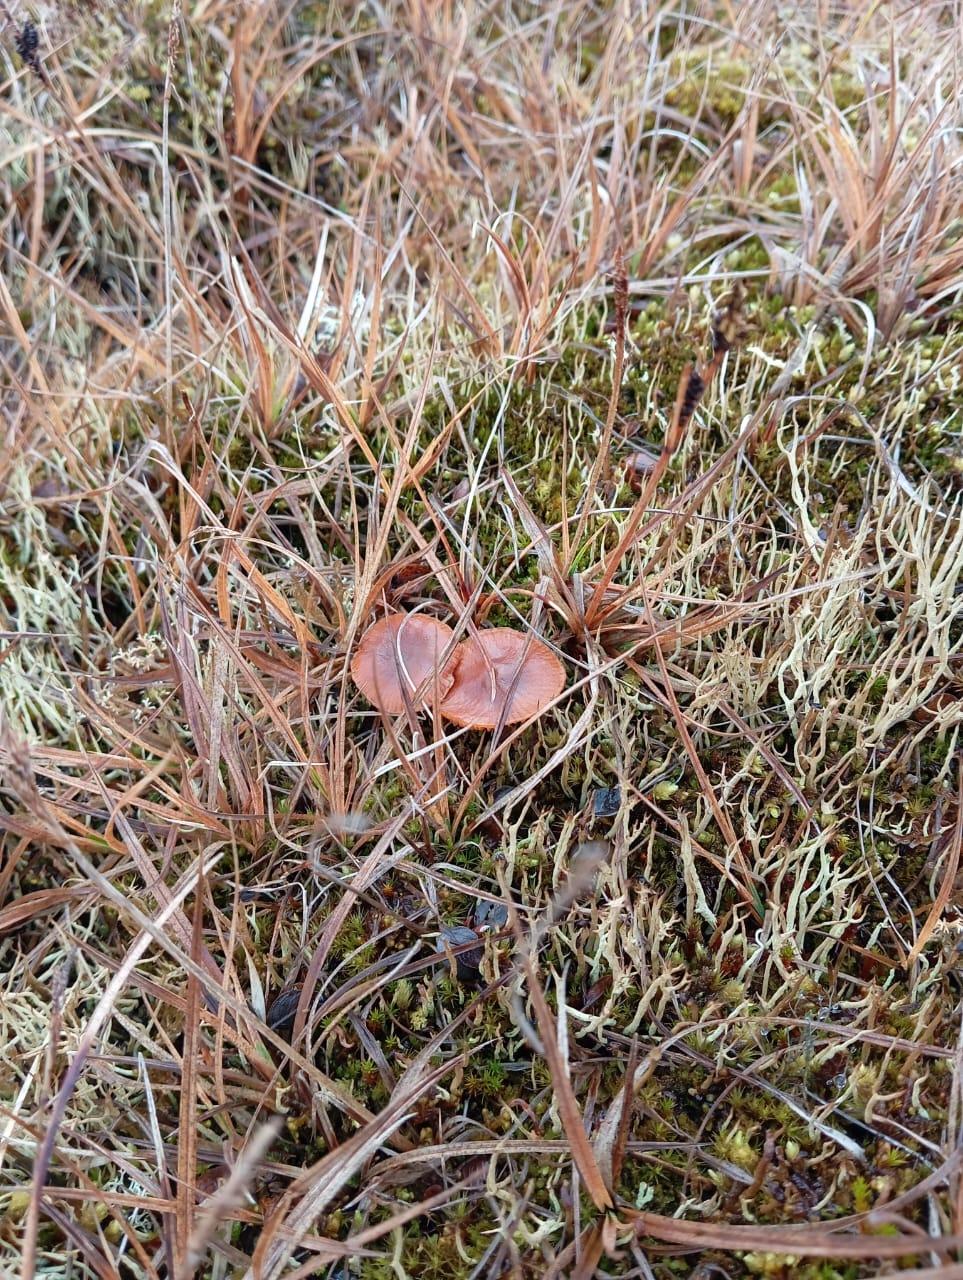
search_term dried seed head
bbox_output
[711,284,746,355]
[0,721,40,808]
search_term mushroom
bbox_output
[439,628,565,729]
[351,613,455,714]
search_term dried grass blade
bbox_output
[906,760,963,967]
[626,1209,963,1259]
[520,954,613,1211]
[173,865,204,1273]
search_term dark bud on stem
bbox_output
[665,362,703,454]
[680,369,706,426]
[613,261,629,332]
[711,284,745,356]
[711,324,731,356]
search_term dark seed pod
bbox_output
[434,926,483,981]
[592,785,622,819]
[711,323,731,356]
[474,899,509,931]
[266,986,302,1035]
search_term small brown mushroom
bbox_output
[351,613,455,714]
[440,628,565,729]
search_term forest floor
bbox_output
[2,2,963,1277]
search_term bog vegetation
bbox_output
[1,1,963,1277]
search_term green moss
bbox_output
[663,55,754,124]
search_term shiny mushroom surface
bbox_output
[439,628,565,728]
[350,613,455,714]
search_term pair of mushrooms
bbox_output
[351,613,565,729]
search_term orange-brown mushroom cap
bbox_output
[351,613,455,715]
[439,628,565,729]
